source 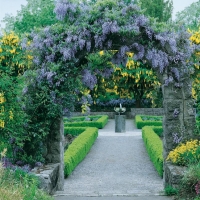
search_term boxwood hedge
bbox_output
[135,115,163,129]
[142,126,163,177]
[64,115,108,129]
[64,127,98,177]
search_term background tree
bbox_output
[88,52,161,108]
[136,0,173,22]
[175,1,200,30]
[2,0,58,34]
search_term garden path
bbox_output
[54,119,171,199]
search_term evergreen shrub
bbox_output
[64,127,98,177]
[142,126,163,177]
[135,115,163,129]
[64,115,108,129]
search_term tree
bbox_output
[175,1,200,31]
[136,0,173,22]
[88,52,161,108]
[2,0,58,34]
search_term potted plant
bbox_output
[114,104,126,132]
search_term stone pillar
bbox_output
[115,115,126,132]
[162,78,196,187]
[45,117,64,191]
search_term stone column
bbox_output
[115,115,126,132]
[45,117,64,191]
[162,77,196,187]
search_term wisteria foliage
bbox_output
[23,0,199,120]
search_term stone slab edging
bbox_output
[31,163,60,195]
[164,162,186,188]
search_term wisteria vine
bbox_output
[21,0,199,162]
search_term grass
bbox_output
[0,162,53,200]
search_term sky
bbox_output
[0,0,199,28]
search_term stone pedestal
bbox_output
[115,115,126,132]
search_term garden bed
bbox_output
[64,115,108,129]
[142,126,163,177]
[135,115,163,129]
[64,127,98,177]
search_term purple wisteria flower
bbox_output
[173,109,180,118]
[82,69,97,90]
[172,133,182,144]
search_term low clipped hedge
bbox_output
[135,115,163,129]
[142,126,163,177]
[64,127,87,136]
[64,115,108,129]
[64,127,98,177]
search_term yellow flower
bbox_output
[99,51,104,56]
[9,49,16,54]
[0,148,7,157]
[0,120,5,128]
[0,93,5,104]
[9,111,13,120]
[166,140,200,165]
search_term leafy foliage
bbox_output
[0,32,29,162]
[0,162,53,200]
[136,0,173,22]
[178,162,200,199]
[2,0,58,34]
[164,185,178,196]
[175,1,200,31]
[85,51,162,108]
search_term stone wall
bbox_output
[164,162,186,188]
[130,108,164,117]
[162,77,196,187]
[38,118,65,194]
[31,163,60,195]
[71,108,164,119]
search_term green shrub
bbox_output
[135,115,163,129]
[64,115,108,129]
[178,162,200,199]
[142,126,163,177]
[64,127,87,136]
[164,185,178,196]
[64,127,98,177]
[152,126,163,137]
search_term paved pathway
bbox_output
[54,119,172,200]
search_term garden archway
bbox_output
[24,0,197,189]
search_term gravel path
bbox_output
[55,119,164,197]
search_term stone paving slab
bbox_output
[54,196,172,200]
[55,119,165,198]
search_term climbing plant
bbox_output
[21,0,198,164]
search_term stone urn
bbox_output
[114,104,126,133]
